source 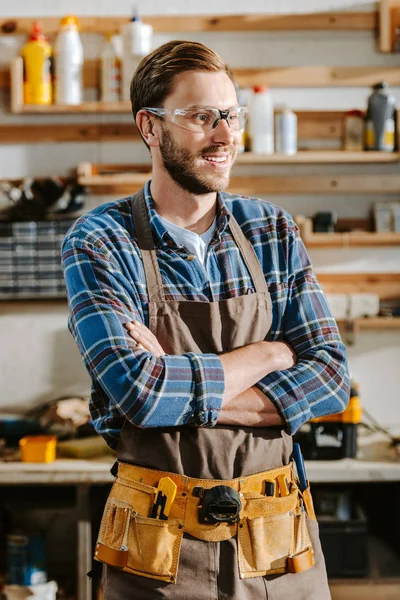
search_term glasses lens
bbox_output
[173,109,218,132]
[227,108,248,131]
[173,107,248,132]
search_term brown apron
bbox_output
[102,189,331,599]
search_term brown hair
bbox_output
[130,40,234,122]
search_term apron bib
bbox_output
[102,189,331,600]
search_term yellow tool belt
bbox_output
[95,461,316,583]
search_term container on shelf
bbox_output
[100,34,122,102]
[344,109,364,151]
[248,85,274,155]
[54,15,84,105]
[19,435,57,463]
[364,81,396,152]
[275,106,297,155]
[20,21,52,106]
[120,9,153,102]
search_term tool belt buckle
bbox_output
[192,485,242,524]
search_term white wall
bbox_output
[0,0,399,436]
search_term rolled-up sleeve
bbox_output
[62,234,225,437]
[256,226,350,434]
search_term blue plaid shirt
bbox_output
[62,181,349,448]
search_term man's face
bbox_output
[157,70,241,195]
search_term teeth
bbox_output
[203,155,228,163]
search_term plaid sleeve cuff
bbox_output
[185,352,225,426]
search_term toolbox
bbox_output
[294,384,362,460]
[314,490,368,577]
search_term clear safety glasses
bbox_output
[142,106,249,133]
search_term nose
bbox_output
[211,118,235,145]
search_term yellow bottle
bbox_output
[21,21,52,105]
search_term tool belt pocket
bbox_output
[95,478,184,583]
[238,487,314,578]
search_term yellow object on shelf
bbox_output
[19,435,57,463]
[20,21,53,105]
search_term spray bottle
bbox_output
[20,21,52,105]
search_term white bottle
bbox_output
[275,106,297,155]
[100,34,122,102]
[54,15,84,105]
[120,10,153,102]
[248,86,274,155]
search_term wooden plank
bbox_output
[303,231,400,247]
[233,66,400,88]
[227,174,400,195]
[78,171,400,195]
[0,124,100,143]
[236,151,400,164]
[0,13,376,36]
[380,0,392,52]
[10,56,23,114]
[318,273,400,300]
[5,62,400,93]
[330,581,400,600]
[298,111,344,141]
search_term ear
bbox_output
[136,110,160,147]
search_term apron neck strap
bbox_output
[132,188,165,303]
[132,189,269,302]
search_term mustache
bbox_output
[200,145,235,154]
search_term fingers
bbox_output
[125,321,165,357]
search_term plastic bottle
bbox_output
[20,21,52,105]
[248,86,274,154]
[100,34,122,102]
[364,82,396,152]
[120,8,153,101]
[275,106,297,155]
[54,15,84,105]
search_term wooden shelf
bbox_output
[337,317,400,329]
[8,57,400,109]
[77,162,400,196]
[10,101,132,114]
[0,13,377,36]
[318,273,400,301]
[236,151,400,165]
[379,0,400,52]
[296,215,400,247]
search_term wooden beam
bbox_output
[227,175,400,195]
[0,13,377,36]
[330,581,400,600]
[318,273,400,300]
[233,66,400,88]
[78,170,400,195]
[4,62,400,93]
[0,124,101,143]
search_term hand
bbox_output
[269,341,296,371]
[125,321,166,357]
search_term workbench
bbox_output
[1,458,399,600]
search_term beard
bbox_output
[159,124,235,195]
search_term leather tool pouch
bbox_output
[237,484,316,579]
[95,463,316,583]
[95,475,184,583]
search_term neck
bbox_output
[150,172,218,234]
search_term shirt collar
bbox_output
[143,180,231,248]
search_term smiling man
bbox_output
[62,41,349,599]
